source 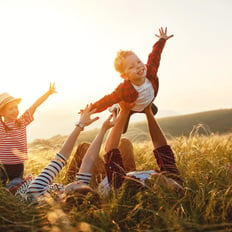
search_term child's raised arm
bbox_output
[155,27,173,41]
[146,27,173,97]
[28,82,57,116]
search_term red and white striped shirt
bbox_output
[0,110,33,164]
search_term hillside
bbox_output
[29,108,232,146]
[128,108,232,141]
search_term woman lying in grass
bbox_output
[8,104,112,205]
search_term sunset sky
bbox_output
[0,0,231,141]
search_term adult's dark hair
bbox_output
[62,186,101,212]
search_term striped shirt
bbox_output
[15,153,92,203]
[0,110,33,164]
[15,153,67,202]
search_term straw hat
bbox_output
[0,92,21,112]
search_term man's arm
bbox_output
[105,103,131,152]
[144,104,167,149]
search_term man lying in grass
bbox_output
[98,102,183,195]
[65,102,184,199]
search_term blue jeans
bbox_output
[0,163,24,185]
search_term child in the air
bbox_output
[91,27,173,133]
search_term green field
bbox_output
[29,108,232,147]
[1,109,232,231]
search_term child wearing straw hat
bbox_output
[0,83,56,187]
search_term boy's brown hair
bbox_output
[114,50,135,75]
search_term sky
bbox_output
[0,0,231,141]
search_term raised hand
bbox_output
[102,113,118,131]
[155,27,173,40]
[48,82,57,95]
[78,104,99,128]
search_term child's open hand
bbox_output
[48,82,57,95]
[155,27,173,40]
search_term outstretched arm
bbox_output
[25,104,99,200]
[28,83,57,116]
[91,89,122,113]
[155,27,173,40]
[59,104,99,160]
[105,102,132,152]
[144,104,167,149]
[146,27,173,96]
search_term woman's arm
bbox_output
[59,104,99,160]
[78,114,116,174]
[26,104,99,200]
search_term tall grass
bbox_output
[1,132,232,231]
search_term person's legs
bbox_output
[144,105,183,185]
[154,145,183,185]
[0,164,8,184]
[104,149,126,189]
[118,138,136,172]
[3,163,24,181]
[65,143,90,182]
[65,142,105,185]
[2,163,24,188]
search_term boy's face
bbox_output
[122,54,147,84]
